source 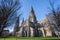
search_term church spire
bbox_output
[30,6,34,13]
[13,16,19,36]
[29,6,37,23]
[21,18,24,26]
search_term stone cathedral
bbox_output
[13,7,53,37]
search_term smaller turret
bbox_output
[21,18,24,26]
[13,16,19,36]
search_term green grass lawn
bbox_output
[0,37,60,40]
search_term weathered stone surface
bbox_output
[13,7,53,37]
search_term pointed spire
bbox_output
[14,16,19,35]
[15,16,19,28]
[29,6,37,23]
[30,6,34,13]
[30,6,34,16]
[21,18,24,26]
[17,16,19,25]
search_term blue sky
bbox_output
[4,0,60,32]
[20,0,60,21]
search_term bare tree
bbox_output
[0,0,21,36]
[47,0,60,37]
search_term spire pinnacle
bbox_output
[30,6,34,13]
[21,18,24,26]
[29,6,37,23]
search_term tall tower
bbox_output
[21,18,24,26]
[28,7,38,37]
[29,7,37,23]
[14,16,19,36]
